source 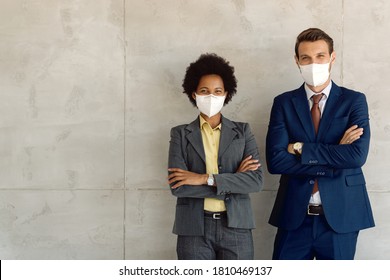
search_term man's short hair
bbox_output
[295,28,334,57]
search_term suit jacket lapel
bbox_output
[292,85,316,142]
[185,115,238,164]
[317,82,343,140]
[185,117,206,163]
[218,116,238,161]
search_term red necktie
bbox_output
[311,93,324,194]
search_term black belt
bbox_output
[307,204,324,216]
[204,211,227,220]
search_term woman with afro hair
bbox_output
[168,53,263,260]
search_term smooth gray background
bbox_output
[0,0,389,259]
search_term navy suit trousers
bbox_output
[272,215,359,260]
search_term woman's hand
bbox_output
[236,155,261,173]
[168,168,208,189]
[168,155,261,189]
[339,125,363,145]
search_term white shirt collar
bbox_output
[304,81,332,101]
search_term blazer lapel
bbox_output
[185,117,206,163]
[317,82,344,140]
[218,116,238,161]
[292,85,316,142]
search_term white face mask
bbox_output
[195,93,226,118]
[299,56,332,87]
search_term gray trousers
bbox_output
[177,213,254,260]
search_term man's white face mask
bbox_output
[299,55,332,87]
[195,93,226,118]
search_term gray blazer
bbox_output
[168,116,263,236]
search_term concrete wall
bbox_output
[0,0,389,259]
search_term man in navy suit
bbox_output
[266,28,374,260]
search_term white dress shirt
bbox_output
[304,82,332,205]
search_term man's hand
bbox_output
[287,143,295,154]
[168,168,208,189]
[236,155,261,172]
[285,125,363,155]
[339,125,363,145]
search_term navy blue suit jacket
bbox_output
[266,82,374,233]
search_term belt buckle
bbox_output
[212,213,221,220]
[307,204,320,216]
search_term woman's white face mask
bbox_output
[299,55,332,87]
[195,93,226,118]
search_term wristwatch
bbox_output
[207,174,214,186]
[293,142,303,155]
